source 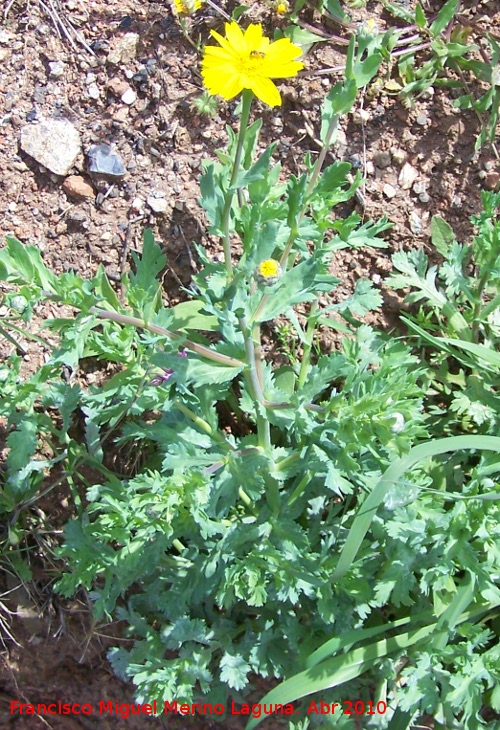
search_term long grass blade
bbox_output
[332,436,500,582]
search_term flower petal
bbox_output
[243,23,265,50]
[224,22,247,54]
[249,76,282,107]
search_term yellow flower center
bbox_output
[258,259,280,278]
[239,50,266,75]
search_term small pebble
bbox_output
[483,172,500,191]
[399,162,419,190]
[121,88,137,105]
[409,211,422,235]
[418,192,430,203]
[413,181,427,195]
[147,194,168,214]
[383,183,397,199]
[107,76,129,96]
[373,150,392,169]
[416,113,428,126]
[130,197,144,212]
[391,147,406,165]
[49,61,65,78]
[87,84,100,100]
[87,143,126,180]
[62,175,95,200]
[352,109,370,125]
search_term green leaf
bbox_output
[128,229,166,317]
[283,25,327,54]
[1,237,56,291]
[434,337,500,369]
[320,79,358,143]
[220,653,251,690]
[429,0,459,37]
[430,215,456,255]
[415,3,427,29]
[159,301,219,332]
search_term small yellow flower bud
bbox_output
[255,259,282,286]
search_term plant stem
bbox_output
[91,307,245,367]
[297,299,319,389]
[221,90,253,281]
[172,400,234,448]
[250,113,340,326]
[239,314,271,452]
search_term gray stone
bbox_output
[20,118,81,175]
[147,193,168,214]
[87,143,126,181]
[373,150,391,169]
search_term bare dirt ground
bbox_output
[1,0,500,726]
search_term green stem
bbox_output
[239,314,271,452]
[172,400,234,448]
[91,307,245,367]
[250,113,340,326]
[221,90,254,280]
[297,299,319,389]
[471,259,500,340]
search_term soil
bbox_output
[1,0,500,727]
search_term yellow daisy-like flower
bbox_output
[201,22,304,107]
[173,0,203,16]
[255,259,282,286]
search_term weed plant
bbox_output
[0,9,500,730]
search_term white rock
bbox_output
[131,197,144,212]
[383,183,397,199]
[87,84,100,100]
[20,119,82,176]
[147,195,168,214]
[121,88,137,106]
[48,61,65,78]
[399,162,419,190]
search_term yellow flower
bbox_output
[255,259,282,286]
[275,0,289,15]
[173,0,202,16]
[201,22,304,107]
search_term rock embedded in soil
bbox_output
[383,183,397,199]
[87,143,126,181]
[107,76,130,96]
[121,87,137,106]
[62,175,95,200]
[147,193,168,214]
[483,171,500,191]
[20,118,82,176]
[399,162,419,190]
[106,32,139,64]
[48,60,65,78]
[373,150,392,169]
